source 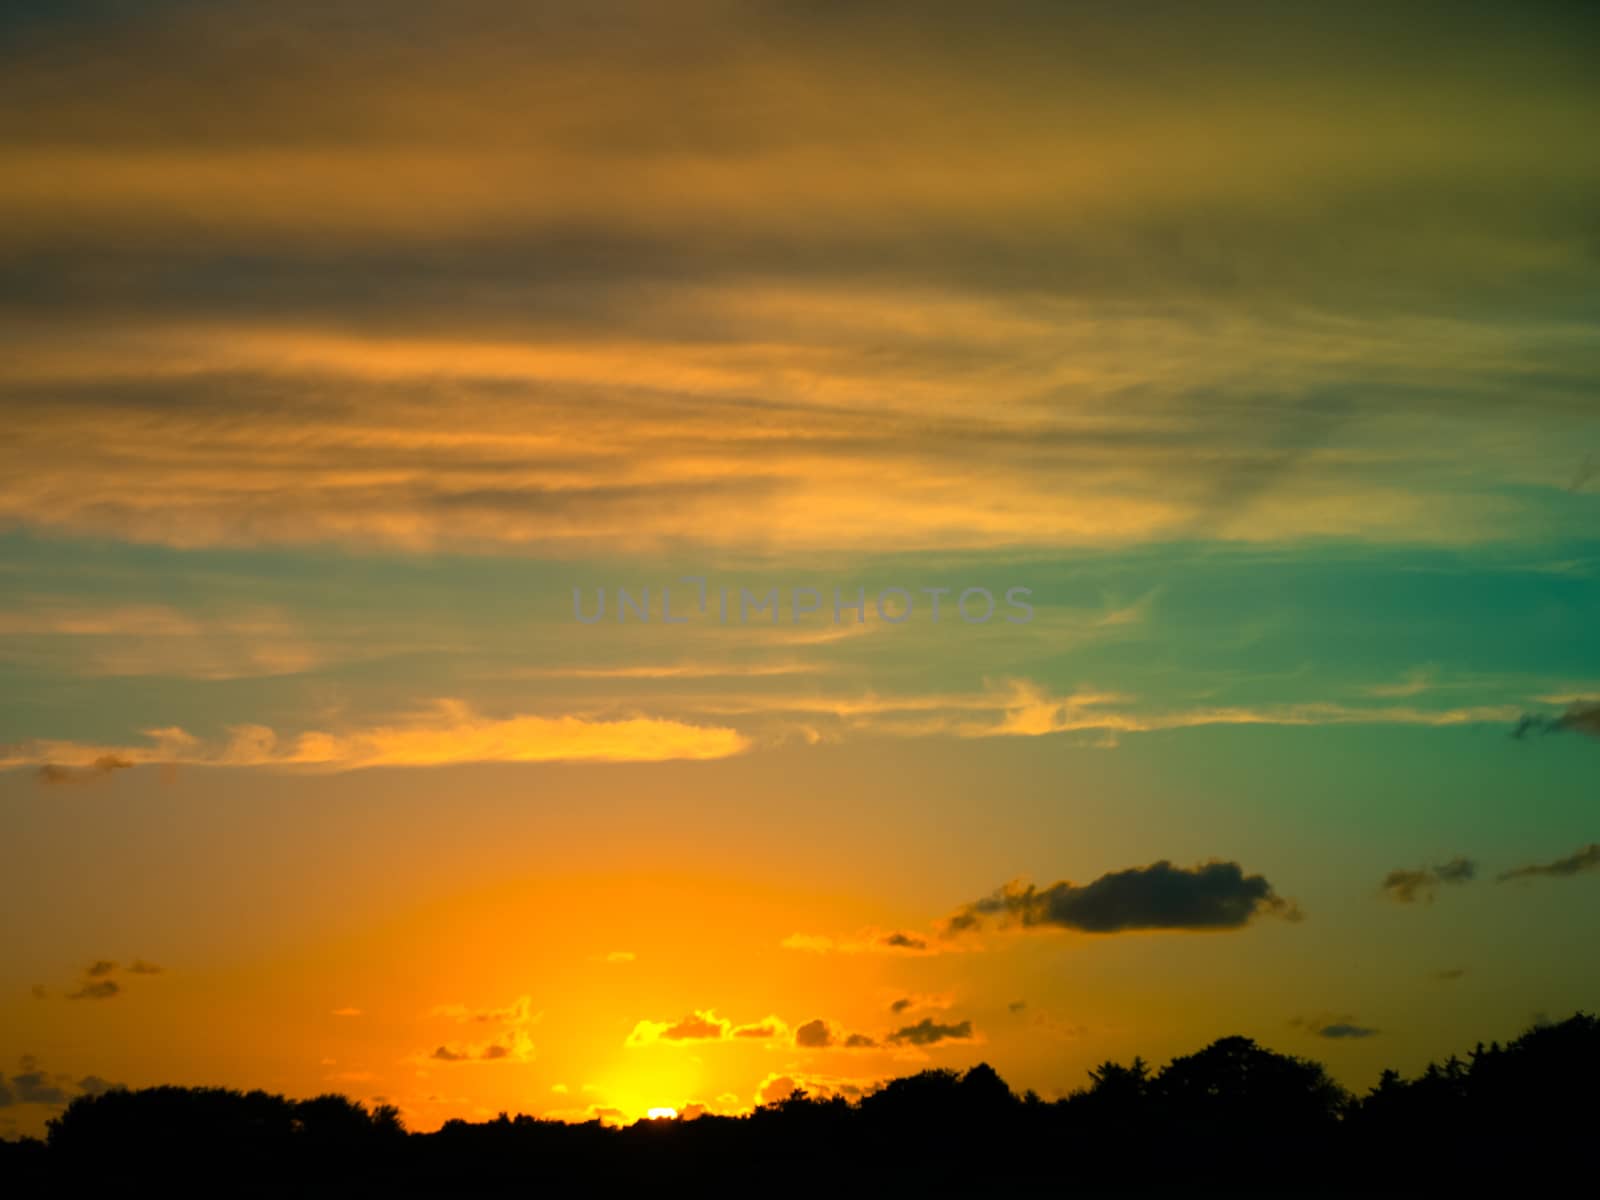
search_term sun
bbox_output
[646,1107,679,1121]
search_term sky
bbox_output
[1,0,1598,1137]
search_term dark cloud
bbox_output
[950,859,1299,934]
[1434,968,1467,982]
[795,1020,833,1049]
[794,1019,876,1049]
[1511,702,1600,741]
[430,1038,527,1062]
[0,1057,120,1110]
[889,998,913,1014]
[1380,869,1432,903]
[1497,843,1600,883]
[1008,1000,1028,1014]
[1380,857,1478,904]
[1292,1014,1379,1039]
[36,755,134,785]
[880,932,928,951]
[942,910,983,934]
[1315,1023,1380,1039]
[68,979,120,1001]
[7,1072,67,1106]
[1433,857,1477,884]
[732,1021,782,1040]
[52,958,162,1000]
[887,1018,974,1047]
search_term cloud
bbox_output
[660,1012,727,1041]
[427,1031,534,1063]
[36,755,133,785]
[1291,1013,1380,1038]
[1380,857,1478,904]
[2,700,749,771]
[886,1019,975,1047]
[58,957,164,1000]
[801,678,1529,745]
[1511,703,1600,741]
[0,678,1554,779]
[424,994,538,1063]
[603,951,636,964]
[755,1072,876,1108]
[6,1072,67,1106]
[730,1017,787,1041]
[790,1018,874,1050]
[627,1010,732,1047]
[949,859,1300,935]
[1434,968,1467,981]
[430,995,539,1026]
[879,932,927,951]
[1497,843,1600,883]
[887,993,954,1017]
[1434,858,1477,884]
[0,2,1594,577]
[1316,1022,1380,1039]
[68,979,120,1001]
[781,927,961,957]
[794,1019,832,1049]
[1365,667,1437,699]
[0,602,318,681]
[331,1007,363,1017]
[0,1058,114,1109]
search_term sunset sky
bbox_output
[2,0,1598,1137]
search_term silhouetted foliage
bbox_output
[5,1014,1595,1194]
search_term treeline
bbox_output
[2,1013,1595,1194]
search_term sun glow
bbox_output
[647,1107,679,1121]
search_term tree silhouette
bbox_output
[6,1013,1593,1193]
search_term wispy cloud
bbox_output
[1380,857,1478,904]
[781,927,965,957]
[3,699,748,771]
[1497,843,1600,883]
